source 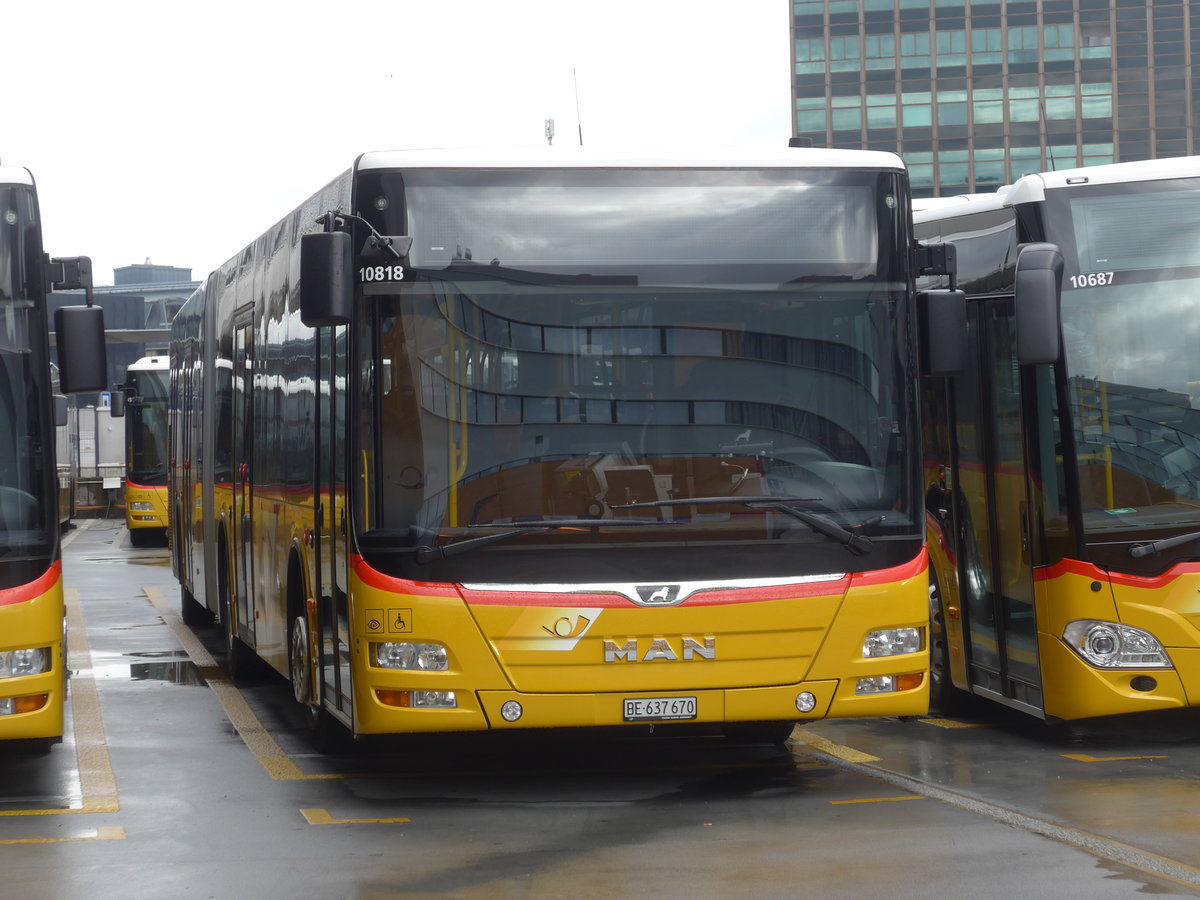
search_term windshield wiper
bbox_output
[413,517,671,563]
[611,495,877,556]
[1129,530,1200,559]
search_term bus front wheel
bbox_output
[289,614,336,751]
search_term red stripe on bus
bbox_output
[350,553,856,606]
[350,555,463,597]
[1034,556,1200,590]
[0,562,61,608]
[848,547,927,588]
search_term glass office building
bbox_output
[791,0,1197,197]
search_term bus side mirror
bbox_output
[1014,242,1064,365]
[53,394,68,428]
[54,304,108,394]
[918,289,966,376]
[110,389,126,418]
[301,231,353,327]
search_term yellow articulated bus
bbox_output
[116,355,170,547]
[0,165,105,749]
[916,156,1200,721]
[170,147,958,746]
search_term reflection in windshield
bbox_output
[1060,186,1200,540]
[0,184,52,557]
[128,367,170,484]
[357,281,914,558]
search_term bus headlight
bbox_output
[863,627,923,658]
[371,642,449,671]
[0,648,50,679]
[1062,620,1172,668]
[130,501,155,511]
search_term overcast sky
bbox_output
[5,0,791,285]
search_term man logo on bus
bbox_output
[634,585,682,607]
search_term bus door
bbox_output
[176,344,193,589]
[315,323,352,721]
[952,298,1043,714]
[232,315,256,644]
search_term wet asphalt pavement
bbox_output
[1,517,1199,899]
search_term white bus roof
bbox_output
[355,145,906,173]
[127,355,169,371]
[914,155,1200,224]
[912,189,1010,224]
[0,165,34,187]
[1007,155,1200,204]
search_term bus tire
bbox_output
[219,573,256,683]
[180,584,213,627]
[289,614,336,752]
[929,568,971,717]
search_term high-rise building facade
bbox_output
[791,0,1197,197]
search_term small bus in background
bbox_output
[115,355,170,547]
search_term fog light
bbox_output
[0,694,49,716]
[411,690,456,709]
[0,648,50,679]
[863,627,923,658]
[501,700,523,722]
[1062,620,1172,668]
[372,642,449,671]
[374,689,457,709]
[856,675,896,695]
[795,692,817,713]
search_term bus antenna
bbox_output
[573,67,584,146]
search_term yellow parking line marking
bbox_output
[301,808,411,826]
[792,728,881,763]
[829,795,924,805]
[0,826,125,844]
[0,587,120,818]
[144,586,345,782]
[1062,753,1167,763]
[920,717,986,729]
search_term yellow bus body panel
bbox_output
[1037,563,1200,720]
[0,566,65,741]
[126,482,170,531]
[349,553,929,734]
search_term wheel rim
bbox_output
[290,617,310,706]
[928,576,949,697]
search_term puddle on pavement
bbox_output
[130,659,206,685]
[88,651,206,686]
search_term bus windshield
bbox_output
[0,184,53,561]
[353,167,916,583]
[1045,178,1200,562]
[128,366,170,485]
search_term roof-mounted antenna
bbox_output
[573,67,584,146]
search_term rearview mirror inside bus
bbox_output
[918,289,966,376]
[301,231,353,327]
[53,304,107,394]
[1014,242,1064,366]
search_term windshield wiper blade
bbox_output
[612,495,876,556]
[413,517,669,563]
[1129,530,1200,559]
